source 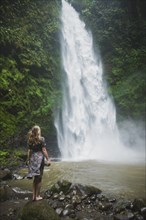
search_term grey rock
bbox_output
[12,173,23,180]
[53,193,59,199]
[133,199,145,211]
[59,194,66,201]
[63,209,71,216]
[0,169,12,180]
[114,211,134,220]
[141,207,146,219]
[56,207,63,216]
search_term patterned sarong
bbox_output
[27,152,44,178]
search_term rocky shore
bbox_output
[0,169,146,220]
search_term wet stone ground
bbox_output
[0,178,146,220]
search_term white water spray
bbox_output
[55,0,144,163]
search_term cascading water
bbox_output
[55,0,144,162]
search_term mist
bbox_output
[118,119,145,159]
[55,0,145,164]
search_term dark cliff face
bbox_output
[0,0,145,148]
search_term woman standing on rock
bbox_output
[26,125,51,201]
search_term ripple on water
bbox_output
[8,160,145,200]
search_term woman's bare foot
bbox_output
[36,196,43,201]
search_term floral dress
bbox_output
[27,137,46,178]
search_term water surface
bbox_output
[10,160,145,200]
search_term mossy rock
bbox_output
[84,185,102,196]
[51,180,72,194]
[20,200,61,220]
[0,185,15,202]
[0,169,12,180]
[69,183,101,196]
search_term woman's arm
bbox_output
[42,147,51,165]
[26,149,32,164]
[42,147,49,160]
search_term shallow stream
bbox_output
[9,160,145,200]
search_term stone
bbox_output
[97,194,106,201]
[51,180,72,194]
[114,211,135,220]
[63,209,71,216]
[72,195,81,205]
[0,185,15,201]
[81,194,88,200]
[132,199,145,212]
[141,207,146,219]
[70,183,101,197]
[65,204,74,209]
[90,194,96,201]
[99,202,112,211]
[66,194,71,199]
[72,190,77,195]
[59,194,65,201]
[20,200,61,220]
[109,198,116,203]
[113,201,127,213]
[134,214,144,220]
[12,173,23,180]
[53,193,59,199]
[53,200,64,209]
[12,187,32,199]
[0,169,12,180]
[44,189,52,198]
[56,207,63,216]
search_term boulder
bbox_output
[0,168,12,180]
[132,199,145,212]
[0,185,15,201]
[20,200,61,220]
[141,207,146,219]
[50,180,72,194]
[69,183,101,196]
[114,211,134,220]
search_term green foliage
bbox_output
[0,150,9,158]
[0,0,62,147]
[0,149,26,167]
[72,0,146,120]
[0,0,145,148]
[0,150,10,166]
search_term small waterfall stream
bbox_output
[55,0,144,162]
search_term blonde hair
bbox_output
[27,125,42,145]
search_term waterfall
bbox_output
[54,0,144,162]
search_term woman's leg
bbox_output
[32,176,42,200]
[35,161,44,200]
[32,161,44,200]
[35,176,43,200]
[32,178,37,200]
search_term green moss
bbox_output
[0,0,145,148]
[0,149,27,168]
[0,0,62,147]
[20,200,60,220]
[51,180,72,194]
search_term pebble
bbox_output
[114,211,135,220]
[59,194,65,201]
[141,207,146,219]
[1,179,146,220]
[56,207,63,216]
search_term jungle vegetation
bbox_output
[0,0,145,149]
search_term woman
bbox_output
[26,125,51,201]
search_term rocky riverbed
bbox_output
[0,153,146,220]
[0,171,146,220]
